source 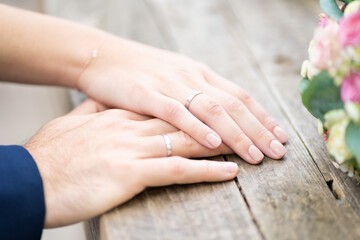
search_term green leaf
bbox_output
[299,78,311,95]
[301,72,344,122]
[320,0,344,20]
[346,121,360,159]
[343,158,360,171]
[339,0,351,4]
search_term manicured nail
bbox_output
[248,145,264,163]
[220,162,239,173]
[270,140,287,157]
[206,133,222,148]
[273,126,288,143]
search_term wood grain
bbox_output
[226,0,360,217]
[81,0,360,239]
[100,182,261,240]
[147,0,360,239]
[87,0,261,239]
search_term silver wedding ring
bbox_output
[162,134,172,157]
[185,91,203,109]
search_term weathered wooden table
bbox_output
[84,0,360,239]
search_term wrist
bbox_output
[59,29,109,89]
[76,35,145,93]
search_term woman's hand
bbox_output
[0,4,287,165]
[79,36,288,164]
[25,99,237,228]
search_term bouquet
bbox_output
[300,0,360,179]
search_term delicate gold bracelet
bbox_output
[75,35,108,90]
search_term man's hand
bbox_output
[25,99,238,228]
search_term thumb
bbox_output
[66,99,108,116]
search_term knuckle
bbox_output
[226,97,246,113]
[203,99,224,116]
[237,90,253,104]
[197,62,210,72]
[263,116,277,129]
[169,157,186,176]
[255,128,272,142]
[177,131,194,148]
[100,111,138,131]
[132,83,149,95]
[163,103,183,120]
[233,131,249,147]
[102,109,126,119]
[177,67,193,77]
[118,120,138,131]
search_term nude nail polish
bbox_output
[273,126,289,143]
[220,162,239,173]
[270,140,287,157]
[206,133,222,148]
[248,145,264,163]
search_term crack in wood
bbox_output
[326,179,343,204]
[234,177,266,240]
[223,0,350,207]
[225,156,266,240]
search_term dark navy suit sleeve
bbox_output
[0,145,45,240]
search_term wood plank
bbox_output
[147,0,360,239]
[100,183,261,240]
[225,0,360,216]
[88,1,261,239]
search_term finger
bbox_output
[67,99,108,116]
[138,131,233,158]
[145,92,222,150]
[205,87,287,160]
[203,69,288,143]
[136,157,239,187]
[137,118,179,136]
[118,111,153,121]
[186,93,264,164]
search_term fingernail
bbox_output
[220,162,239,173]
[248,145,264,163]
[206,133,222,148]
[270,140,287,157]
[273,126,288,143]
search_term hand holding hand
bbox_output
[25,99,237,228]
[79,37,288,164]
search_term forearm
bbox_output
[0,4,107,88]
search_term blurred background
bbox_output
[0,0,107,239]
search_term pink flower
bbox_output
[341,72,360,103]
[340,9,360,48]
[309,20,340,70]
[319,14,328,28]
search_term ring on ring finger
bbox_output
[185,91,203,109]
[162,134,172,157]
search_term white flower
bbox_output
[317,119,324,135]
[344,1,360,17]
[300,60,320,80]
[345,102,360,123]
[301,60,309,78]
[324,110,353,164]
[308,62,321,80]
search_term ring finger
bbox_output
[137,132,233,159]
